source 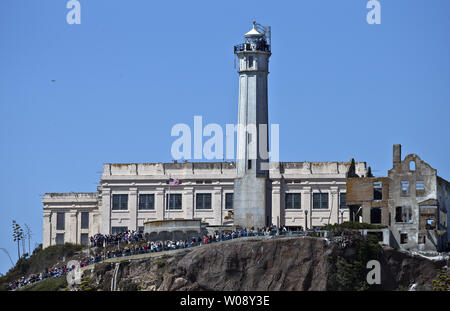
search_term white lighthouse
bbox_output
[233,21,272,229]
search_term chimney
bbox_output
[393,144,402,168]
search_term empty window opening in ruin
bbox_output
[373,182,383,200]
[409,161,416,171]
[418,233,426,244]
[426,218,436,230]
[401,181,410,196]
[416,181,425,191]
[370,208,382,224]
[400,233,408,244]
[395,206,413,223]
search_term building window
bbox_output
[248,56,254,68]
[313,193,328,209]
[426,218,436,230]
[196,193,212,210]
[401,181,410,196]
[339,193,347,209]
[56,212,65,230]
[418,233,426,244]
[248,159,252,169]
[166,194,182,210]
[370,208,382,224]
[112,194,128,210]
[416,181,425,191]
[400,233,408,244]
[373,182,382,200]
[225,193,233,210]
[285,193,301,210]
[80,233,89,246]
[409,161,416,171]
[81,212,89,229]
[139,194,155,210]
[56,233,64,245]
[395,206,413,223]
[111,226,128,234]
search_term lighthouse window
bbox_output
[248,56,254,68]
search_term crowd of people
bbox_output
[90,230,143,247]
[8,266,72,291]
[9,224,305,290]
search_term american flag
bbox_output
[169,178,179,186]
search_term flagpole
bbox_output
[168,175,171,220]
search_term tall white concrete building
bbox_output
[42,22,370,248]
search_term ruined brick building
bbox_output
[346,144,449,252]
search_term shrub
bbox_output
[323,222,387,231]
[0,243,85,290]
[16,276,68,291]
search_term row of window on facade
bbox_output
[285,193,348,210]
[111,193,348,211]
[372,180,426,201]
[111,193,234,211]
[55,233,89,246]
[368,205,437,229]
[55,211,89,231]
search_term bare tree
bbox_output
[24,224,32,255]
[0,248,14,267]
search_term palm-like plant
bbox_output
[12,220,24,259]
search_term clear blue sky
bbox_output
[0,0,449,274]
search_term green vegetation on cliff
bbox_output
[0,243,85,291]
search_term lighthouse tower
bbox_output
[233,21,272,229]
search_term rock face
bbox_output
[82,236,447,291]
[161,237,331,291]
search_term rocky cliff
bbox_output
[79,234,447,291]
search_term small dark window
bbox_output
[139,194,155,210]
[248,56,254,68]
[395,207,403,222]
[418,233,426,244]
[400,233,408,244]
[339,193,347,209]
[56,233,64,245]
[80,233,89,246]
[225,193,233,210]
[81,212,89,229]
[373,182,383,200]
[166,194,182,210]
[196,193,212,210]
[285,193,301,210]
[248,159,252,169]
[56,212,65,230]
[313,193,329,209]
[112,194,128,210]
[370,208,382,224]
